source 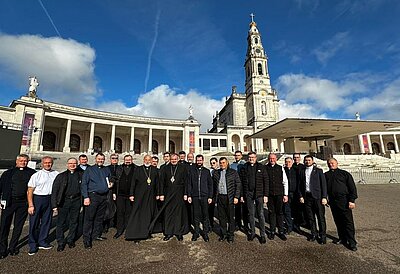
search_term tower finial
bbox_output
[250,13,255,23]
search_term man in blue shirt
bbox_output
[81,153,113,249]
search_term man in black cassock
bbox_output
[158,153,189,241]
[125,155,159,242]
[325,158,358,251]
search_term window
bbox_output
[258,63,263,75]
[211,139,218,147]
[255,37,258,44]
[203,139,210,150]
[220,139,227,147]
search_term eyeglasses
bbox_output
[211,162,216,165]
[111,157,118,160]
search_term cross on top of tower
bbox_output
[250,13,255,22]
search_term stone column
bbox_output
[130,127,135,152]
[367,134,372,153]
[182,129,185,151]
[394,134,399,153]
[88,122,95,153]
[379,134,386,154]
[165,129,170,152]
[110,125,116,152]
[63,119,72,152]
[358,135,365,153]
[148,128,153,153]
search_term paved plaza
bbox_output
[1,184,399,273]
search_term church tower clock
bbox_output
[244,14,279,131]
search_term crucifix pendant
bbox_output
[147,178,151,185]
[170,176,175,183]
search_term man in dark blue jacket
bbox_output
[0,154,35,259]
[81,153,113,249]
[187,155,213,242]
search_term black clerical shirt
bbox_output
[11,168,31,198]
[65,171,81,197]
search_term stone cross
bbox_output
[250,13,255,22]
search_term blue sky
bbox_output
[0,0,399,130]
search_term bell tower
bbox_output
[244,14,279,131]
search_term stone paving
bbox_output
[1,184,399,273]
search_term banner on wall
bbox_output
[362,135,369,153]
[189,131,195,153]
[21,113,35,146]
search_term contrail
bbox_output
[144,9,161,92]
[38,0,62,38]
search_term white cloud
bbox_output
[279,100,326,120]
[0,33,98,106]
[312,32,350,64]
[98,85,225,132]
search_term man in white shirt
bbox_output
[27,156,59,255]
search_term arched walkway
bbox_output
[115,138,123,153]
[94,136,103,153]
[43,131,56,151]
[70,134,81,152]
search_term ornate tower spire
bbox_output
[244,14,279,130]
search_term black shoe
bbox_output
[0,252,8,259]
[350,246,358,252]
[84,242,92,249]
[278,233,287,241]
[133,240,140,244]
[9,249,19,256]
[67,242,76,248]
[203,234,209,242]
[176,235,183,241]
[113,232,123,239]
[28,249,38,256]
[319,237,327,245]
[247,234,256,241]
[191,234,199,241]
[260,236,267,244]
[268,233,275,240]
[227,237,234,243]
[57,245,65,252]
[332,239,343,245]
[218,236,226,242]
[163,235,173,241]
[308,235,317,242]
[94,236,107,241]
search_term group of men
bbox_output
[0,150,358,259]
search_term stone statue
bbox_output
[28,76,39,98]
[189,105,194,117]
[355,112,361,120]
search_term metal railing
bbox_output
[345,167,400,184]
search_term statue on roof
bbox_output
[28,76,39,98]
[189,105,194,117]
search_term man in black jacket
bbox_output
[212,157,241,243]
[325,158,358,251]
[187,155,213,242]
[51,158,83,251]
[265,153,289,241]
[240,152,268,244]
[298,155,328,244]
[283,157,298,234]
[113,155,136,239]
[0,154,35,259]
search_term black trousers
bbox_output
[268,195,284,233]
[217,195,235,238]
[192,197,210,235]
[330,197,356,247]
[246,194,266,237]
[0,199,28,254]
[235,200,249,230]
[56,197,81,245]
[208,201,216,231]
[304,193,326,238]
[283,192,294,232]
[83,192,107,243]
[116,195,132,234]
